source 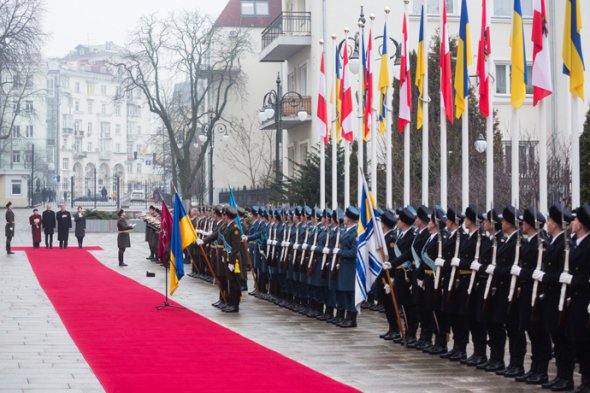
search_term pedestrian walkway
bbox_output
[1,208,557,392]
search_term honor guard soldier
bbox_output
[333,206,359,328]
[5,202,15,254]
[246,207,262,296]
[412,205,433,350]
[308,208,329,318]
[559,205,590,393]
[533,204,575,391]
[221,207,243,313]
[198,206,227,309]
[284,207,302,308]
[325,209,344,323]
[379,209,400,341]
[512,207,549,385]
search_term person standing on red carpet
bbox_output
[42,204,56,248]
[56,205,72,249]
[117,209,135,267]
[29,208,43,248]
[5,201,15,255]
[74,206,86,248]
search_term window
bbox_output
[62,158,69,170]
[23,151,32,163]
[11,180,22,196]
[87,142,92,152]
[25,101,33,113]
[115,143,121,153]
[115,124,121,136]
[87,82,95,95]
[241,0,269,16]
[298,64,307,95]
[87,100,94,114]
[12,125,20,138]
[145,160,152,166]
[75,81,80,93]
[100,122,111,138]
[299,142,308,163]
[495,64,533,97]
[12,151,20,163]
[114,103,121,116]
[88,122,93,135]
[74,100,80,112]
[25,125,33,137]
[101,103,107,114]
[61,76,69,89]
[75,140,81,152]
[101,85,107,95]
[494,0,532,17]
[412,0,455,15]
[127,163,132,174]
[136,163,142,174]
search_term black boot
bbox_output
[6,243,14,255]
[340,311,357,328]
[330,309,345,325]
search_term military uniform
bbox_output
[334,206,359,328]
[221,210,243,312]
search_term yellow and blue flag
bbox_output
[228,188,243,235]
[416,5,425,129]
[169,192,197,295]
[377,22,389,135]
[510,0,528,109]
[563,0,585,100]
[454,0,473,118]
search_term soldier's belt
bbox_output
[215,245,225,249]
[424,270,434,276]
[459,270,472,275]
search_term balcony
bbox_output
[62,127,74,135]
[260,12,312,63]
[74,151,87,159]
[100,132,112,139]
[74,130,84,138]
[260,95,312,130]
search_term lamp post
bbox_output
[198,114,230,205]
[259,73,309,186]
[30,143,35,207]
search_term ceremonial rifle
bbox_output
[433,211,443,293]
[280,222,292,269]
[447,226,462,296]
[306,224,321,276]
[329,228,341,280]
[483,232,498,302]
[298,225,311,272]
[531,206,544,308]
[319,229,331,279]
[467,221,483,296]
[507,223,522,303]
[558,207,569,313]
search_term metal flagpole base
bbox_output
[155,264,185,310]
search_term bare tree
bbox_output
[0,0,44,140]
[221,115,274,188]
[115,10,250,198]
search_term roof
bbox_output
[214,0,282,28]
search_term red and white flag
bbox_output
[532,0,552,106]
[317,51,328,144]
[477,0,492,118]
[440,0,454,123]
[398,12,412,132]
[363,28,373,140]
[340,40,354,142]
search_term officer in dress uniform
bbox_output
[412,205,432,350]
[294,207,313,313]
[333,206,359,328]
[379,210,400,341]
[309,208,330,319]
[221,207,243,313]
[283,207,300,307]
[326,209,343,323]
[198,206,227,309]
[512,207,550,385]
[5,202,15,255]
[534,204,575,391]
[559,204,590,393]
[384,207,418,345]
[246,207,261,296]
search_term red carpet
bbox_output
[22,247,360,393]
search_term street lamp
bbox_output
[475,133,487,153]
[198,114,230,205]
[259,73,309,185]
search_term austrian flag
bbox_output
[532,0,552,105]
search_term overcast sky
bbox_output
[42,0,226,57]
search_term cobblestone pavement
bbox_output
[0,208,577,392]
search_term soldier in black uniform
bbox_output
[379,210,400,341]
[534,204,575,391]
[412,205,432,350]
[559,204,590,393]
[5,202,15,255]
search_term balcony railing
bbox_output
[282,95,311,117]
[261,12,311,51]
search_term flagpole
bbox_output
[538,99,547,212]
[320,40,327,210]
[421,0,430,207]
[357,21,364,207]
[462,100,469,210]
[571,95,580,207]
[344,27,351,208]
[511,108,519,207]
[403,1,410,207]
[385,7,393,209]
[486,86,494,211]
[440,96,448,210]
[331,34,338,210]
[369,15,377,207]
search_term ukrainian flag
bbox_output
[330,43,342,143]
[563,0,585,100]
[378,22,389,135]
[169,193,197,295]
[454,0,473,118]
[415,5,425,129]
[510,0,528,109]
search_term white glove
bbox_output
[559,272,573,285]
[322,247,330,255]
[241,235,248,242]
[382,261,392,270]
[417,279,425,290]
[532,269,545,282]
[196,239,204,246]
[266,239,272,245]
[470,261,482,271]
[435,258,445,267]
[451,257,461,267]
[228,264,235,272]
[333,247,340,255]
[311,245,317,252]
[510,265,522,277]
[272,240,278,246]
[282,241,288,247]
[294,243,300,249]
[384,284,391,294]
[485,265,495,275]
[302,244,308,250]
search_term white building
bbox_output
[46,42,160,203]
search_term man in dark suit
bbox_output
[56,205,72,248]
[42,204,56,248]
[559,204,590,393]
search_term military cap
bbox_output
[226,207,238,219]
[238,207,247,217]
[574,204,590,230]
[214,205,223,216]
[294,206,303,217]
[523,207,546,228]
[399,207,417,226]
[465,204,484,223]
[375,207,384,217]
[381,210,397,228]
[548,203,573,227]
[395,207,403,215]
[315,207,323,219]
[502,205,521,227]
[304,206,313,218]
[274,208,282,218]
[149,205,155,210]
[324,208,333,218]
[447,207,464,226]
[117,209,125,217]
[262,209,269,219]
[251,206,259,215]
[416,205,432,223]
[431,205,447,222]
[345,206,360,221]
[486,208,503,224]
